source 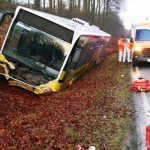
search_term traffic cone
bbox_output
[146,126,150,150]
[130,78,150,92]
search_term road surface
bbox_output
[131,64,150,150]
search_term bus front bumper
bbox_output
[0,54,61,94]
[133,56,150,63]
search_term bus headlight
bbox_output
[41,87,53,93]
[134,45,142,52]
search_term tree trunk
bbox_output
[83,0,87,13]
[43,0,46,11]
[49,0,53,12]
[53,0,56,12]
[58,0,63,14]
[27,0,30,7]
[34,0,40,10]
[78,0,80,14]
[98,0,102,25]
[87,0,91,13]
[102,0,106,29]
[69,0,73,9]
[92,0,95,24]
[69,0,73,13]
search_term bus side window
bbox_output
[63,40,80,71]
[75,36,94,68]
[0,11,14,26]
[72,48,81,63]
[17,30,33,56]
[75,35,104,68]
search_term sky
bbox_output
[120,0,150,30]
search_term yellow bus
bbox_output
[0,6,110,94]
[132,22,150,66]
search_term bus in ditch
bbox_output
[131,22,150,66]
[0,6,110,94]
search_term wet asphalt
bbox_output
[131,63,150,150]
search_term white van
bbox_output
[131,22,150,66]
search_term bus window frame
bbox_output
[74,35,104,68]
[0,8,76,85]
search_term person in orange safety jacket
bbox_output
[130,38,134,60]
[123,38,132,62]
[118,37,125,62]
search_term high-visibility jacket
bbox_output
[125,41,134,51]
[130,42,134,50]
[124,42,131,49]
[118,38,124,51]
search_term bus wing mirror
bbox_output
[72,48,81,63]
[0,10,14,25]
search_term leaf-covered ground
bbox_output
[0,53,133,149]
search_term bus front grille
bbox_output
[142,48,150,57]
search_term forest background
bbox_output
[0,0,128,36]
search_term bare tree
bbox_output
[77,0,81,14]
[53,0,56,13]
[92,0,95,24]
[83,0,87,13]
[87,0,91,13]
[49,0,53,12]
[27,0,30,7]
[34,0,40,10]
[43,0,46,11]
[58,0,63,14]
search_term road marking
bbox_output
[141,92,150,124]
[135,66,141,78]
[135,67,150,125]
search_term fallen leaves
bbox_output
[0,53,132,149]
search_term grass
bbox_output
[75,53,133,149]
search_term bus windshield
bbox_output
[135,29,150,41]
[2,21,71,86]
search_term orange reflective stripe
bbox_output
[130,42,134,49]
[118,45,124,50]
[118,38,124,51]
[125,43,130,48]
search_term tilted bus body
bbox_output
[131,22,150,66]
[0,6,110,94]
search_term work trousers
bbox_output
[123,46,131,62]
[118,50,124,62]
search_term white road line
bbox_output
[135,66,141,78]
[136,67,150,125]
[141,92,150,124]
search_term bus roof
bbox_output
[16,6,110,37]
